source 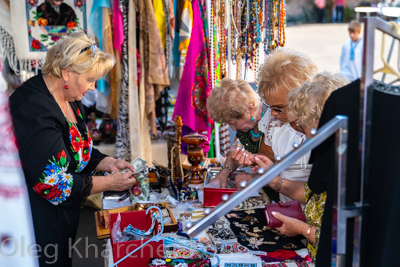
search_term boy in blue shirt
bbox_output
[340,21,363,81]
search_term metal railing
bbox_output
[186,116,349,254]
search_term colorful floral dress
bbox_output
[10,75,107,267]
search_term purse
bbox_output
[264,200,306,228]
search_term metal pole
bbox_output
[187,116,349,237]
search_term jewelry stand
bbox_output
[166,116,187,185]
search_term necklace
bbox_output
[44,75,78,129]
[278,0,286,47]
[249,103,265,138]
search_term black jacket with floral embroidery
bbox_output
[10,75,107,267]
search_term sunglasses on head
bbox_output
[260,99,289,114]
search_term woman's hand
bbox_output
[105,171,137,191]
[272,211,307,236]
[210,170,229,188]
[251,155,274,174]
[108,159,135,173]
[234,172,255,188]
[231,147,255,167]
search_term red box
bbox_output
[109,211,164,267]
[203,187,237,207]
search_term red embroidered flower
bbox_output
[69,126,82,151]
[82,141,90,162]
[67,21,77,29]
[33,183,62,200]
[75,0,83,8]
[76,108,82,119]
[57,150,67,160]
[31,39,41,50]
[198,81,205,89]
[71,140,82,152]
[51,35,60,42]
[70,125,79,138]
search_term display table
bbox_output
[99,185,315,267]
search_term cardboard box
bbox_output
[109,210,164,267]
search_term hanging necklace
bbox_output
[249,103,265,139]
[44,75,79,130]
[278,0,286,47]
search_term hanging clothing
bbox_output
[153,0,166,49]
[112,0,124,56]
[138,0,170,138]
[173,0,212,152]
[114,0,131,160]
[219,123,231,156]
[178,0,193,79]
[89,0,113,100]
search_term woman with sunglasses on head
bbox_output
[232,48,318,200]
[206,78,275,189]
[252,71,349,261]
[10,33,137,266]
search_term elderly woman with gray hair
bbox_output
[206,78,274,188]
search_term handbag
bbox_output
[264,200,306,228]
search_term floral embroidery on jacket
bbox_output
[33,150,73,205]
[67,121,92,172]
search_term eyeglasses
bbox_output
[260,99,289,114]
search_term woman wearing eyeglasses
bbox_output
[232,48,318,202]
[10,33,137,266]
[252,71,349,261]
[206,78,275,189]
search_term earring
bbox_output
[64,81,69,89]
[251,115,254,121]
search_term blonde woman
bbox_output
[233,48,318,195]
[10,32,137,266]
[253,71,349,261]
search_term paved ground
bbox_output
[286,23,350,73]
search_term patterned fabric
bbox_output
[258,109,284,147]
[11,0,89,61]
[304,183,326,261]
[148,258,211,267]
[114,0,131,161]
[219,123,231,156]
[173,0,212,151]
[178,0,193,79]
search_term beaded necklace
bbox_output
[219,0,227,78]
[44,75,79,130]
[249,102,265,138]
[278,0,286,47]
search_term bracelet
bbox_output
[306,226,312,242]
[276,178,286,192]
[222,165,233,173]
